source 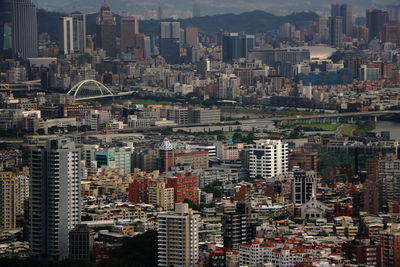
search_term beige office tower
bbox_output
[148,182,174,210]
[157,203,199,267]
[0,172,16,229]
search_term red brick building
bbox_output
[128,178,157,203]
[159,149,175,173]
[380,228,400,267]
[166,172,198,205]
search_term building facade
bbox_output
[96,2,116,57]
[11,0,38,58]
[120,16,139,53]
[157,203,199,267]
[29,138,81,260]
[248,139,289,180]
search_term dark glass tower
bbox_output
[367,9,389,41]
[11,0,38,58]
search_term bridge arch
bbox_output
[67,80,114,101]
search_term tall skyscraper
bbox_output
[11,0,38,58]
[330,4,352,36]
[96,1,116,57]
[71,13,86,54]
[157,203,199,267]
[329,16,343,48]
[366,9,389,41]
[340,4,352,36]
[331,4,341,17]
[29,138,81,260]
[159,22,181,64]
[120,16,139,53]
[0,0,13,59]
[58,17,74,55]
[248,139,289,180]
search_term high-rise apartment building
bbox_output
[329,16,343,48]
[29,138,81,260]
[11,0,38,58]
[248,139,288,180]
[379,155,400,208]
[58,17,74,55]
[157,203,199,267]
[340,4,352,36]
[367,9,389,41]
[0,172,16,229]
[96,1,116,57]
[120,16,139,53]
[292,170,317,205]
[71,13,86,54]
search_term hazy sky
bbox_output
[33,0,398,17]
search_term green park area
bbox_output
[301,124,340,131]
[340,124,357,136]
[340,122,374,137]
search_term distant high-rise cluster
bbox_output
[329,4,352,48]
[366,9,389,41]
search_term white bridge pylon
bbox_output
[67,80,115,101]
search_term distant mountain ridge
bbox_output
[38,9,319,42]
[33,0,396,15]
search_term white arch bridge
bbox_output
[67,80,133,101]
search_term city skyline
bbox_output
[2,0,400,266]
